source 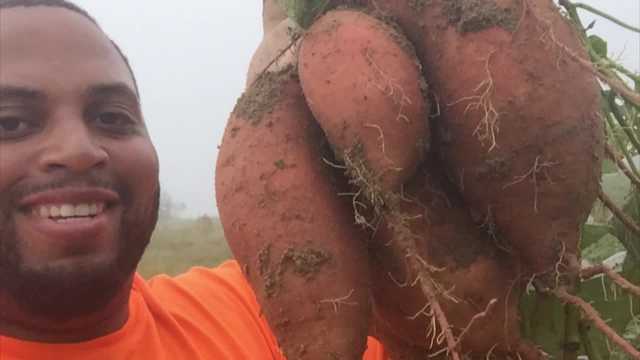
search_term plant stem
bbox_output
[559,0,587,38]
[604,111,640,177]
[563,303,581,360]
[553,288,640,359]
[578,319,604,360]
[581,265,640,298]
[598,187,640,238]
[574,3,640,34]
[560,1,640,108]
[608,93,640,157]
[600,67,640,109]
[605,143,640,189]
[593,53,640,84]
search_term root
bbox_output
[363,123,403,173]
[384,210,462,360]
[581,265,640,298]
[503,274,524,351]
[503,155,559,213]
[342,145,386,229]
[454,298,498,347]
[553,241,568,290]
[448,50,500,151]
[553,287,640,359]
[365,48,413,123]
[411,259,460,359]
[511,0,529,35]
[408,302,432,320]
[485,344,499,360]
[480,206,512,253]
[322,157,347,170]
[388,271,412,288]
[431,92,442,119]
[319,289,358,313]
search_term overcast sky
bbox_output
[74,1,639,217]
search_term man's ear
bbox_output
[263,0,288,34]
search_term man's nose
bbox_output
[38,115,108,174]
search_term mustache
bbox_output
[6,172,128,206]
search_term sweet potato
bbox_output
[215,67,370,359]
[364,0,604,276]
[298,9,428,193]
[369,159,541,359]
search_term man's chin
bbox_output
[3,255,136,322]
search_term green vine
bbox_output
[277,0,331,28]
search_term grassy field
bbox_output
[137,216,232,278]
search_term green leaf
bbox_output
[589,35,608,58]
[520,254,640,358]
[583,233,625,263]
[611,316,640,360]
[520,292,567,358]
[582,223,615,250]
[277,0,331,28]
[603,159,619,174]
[602,171,632,207]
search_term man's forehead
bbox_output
[0,6,136,94]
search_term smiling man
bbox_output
[0,2,158,342]
[0,1,389,359]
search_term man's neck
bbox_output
[0,278,133,343]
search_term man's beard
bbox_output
[0,177,160,321]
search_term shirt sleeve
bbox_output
[148,260,388,359]
[147,260,284,359]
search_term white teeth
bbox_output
[35,203,105,219]
[50,206,61,218]
[39,206,50,218]
[75,204,90,217]
[60,204,74,217]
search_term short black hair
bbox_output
[0,0,140,96]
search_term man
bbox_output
[0,0,387,358]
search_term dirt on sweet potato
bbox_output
[216,67,371,359]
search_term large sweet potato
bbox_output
[365,0,604,277]
[298,9,429,193]
[216,67,370,359]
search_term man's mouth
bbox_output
[13,187,121,243]
[32,202,107,221]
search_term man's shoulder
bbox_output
[137,260,255,312]
[135,260,280,344]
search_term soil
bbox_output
[233,65,296,125]
[442,0,518,33]
[475,155,512,181]
[259,244,332,298]
[280,247,332,278]
[408,0,430,12]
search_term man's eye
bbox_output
[0,117,36,139]
[94,111,136,131]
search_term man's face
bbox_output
[0,7,159,319]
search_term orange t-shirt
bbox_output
[0,260,387,360]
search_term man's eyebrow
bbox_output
[0,86,46,102]
[86,82,140,103]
